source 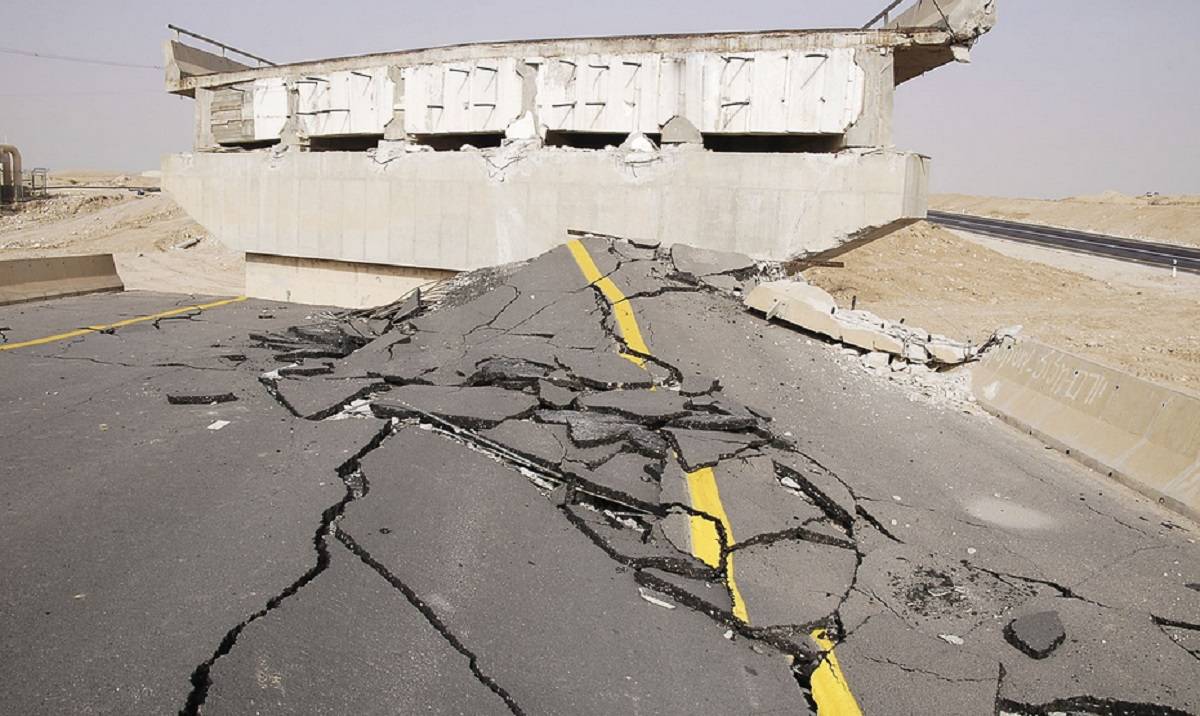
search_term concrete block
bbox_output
[862,351,891,371]
[927,337,970,364]
[661,116,702,144]
[245,253,454,308]
[973,340,1200,522]
[0,255,124,305]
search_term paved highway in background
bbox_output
[929,210,1200,274]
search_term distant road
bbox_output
[928,210,1200,275]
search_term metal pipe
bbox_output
[0,144,21,204]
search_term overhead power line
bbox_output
[0,47,162,70]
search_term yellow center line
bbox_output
[685,466,750,622]
[565,239,649,366]
[566,237,861,712]
[566,238,748,613]
[0,296,248,352]
[810,629,864,715]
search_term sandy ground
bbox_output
[0,172,243,295]
[804,220,1200,394]
[931,192,1200,249]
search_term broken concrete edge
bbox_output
[743,279,1007,369]
[0,254,124,306]
[972,338,1200,525]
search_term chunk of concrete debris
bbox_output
[670,245,756,280]
[862,351,891,372]
[660,116,703,145]
[637,587,677,610]
[620,132,659,154]
[504,110,542,141]
[372,385,538,428]
[746,280,978,366]
[1004,610,1066,659]
[926,336,970,364]
[698,274,744,294]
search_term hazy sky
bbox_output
[2,1,1197,198]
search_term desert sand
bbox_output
[0,172,243,295]
[804,220,1200,393]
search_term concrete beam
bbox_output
[164,40,252,96]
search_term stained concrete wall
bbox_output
[245,253,453,307]
[202,45,883,147]
[164,146,927,270]
[973,339,1200,522]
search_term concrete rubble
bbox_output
[159,0,1003,306]
[745,278,1016,372]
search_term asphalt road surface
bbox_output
[928,210,1200,275]
[1,238,1197,715]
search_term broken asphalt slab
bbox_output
[1004,609,1066,659]
[0,293,385,714]
[204,540,509,714]
[344,427,802,714]
[4,235,1200,714]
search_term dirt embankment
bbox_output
[804,221,1200,393]
[931,192,1200,249]
[0,174,243,296]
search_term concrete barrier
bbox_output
[245,253,454,308]
[973,339,1200,522]
[0,254,124,305]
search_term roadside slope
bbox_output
[0,190,242,296]
[803,221,1200,393]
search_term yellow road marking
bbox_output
[565,239,649,366]
[566,238,749,616]
[810,629,864,716]
[0,296,248,352]
[566,238,859,707]
[685,466,749,622]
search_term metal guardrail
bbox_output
[166,24,276,67]
[863,0,907,29]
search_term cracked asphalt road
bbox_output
[1,236,1198,715]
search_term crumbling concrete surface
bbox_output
[890,0,998,43]
[0,231,1197,714]
[746,278,1009,368]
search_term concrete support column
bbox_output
[843,48,895,148]
[193,88,218,151]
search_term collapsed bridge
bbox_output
[161,0,997,306]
